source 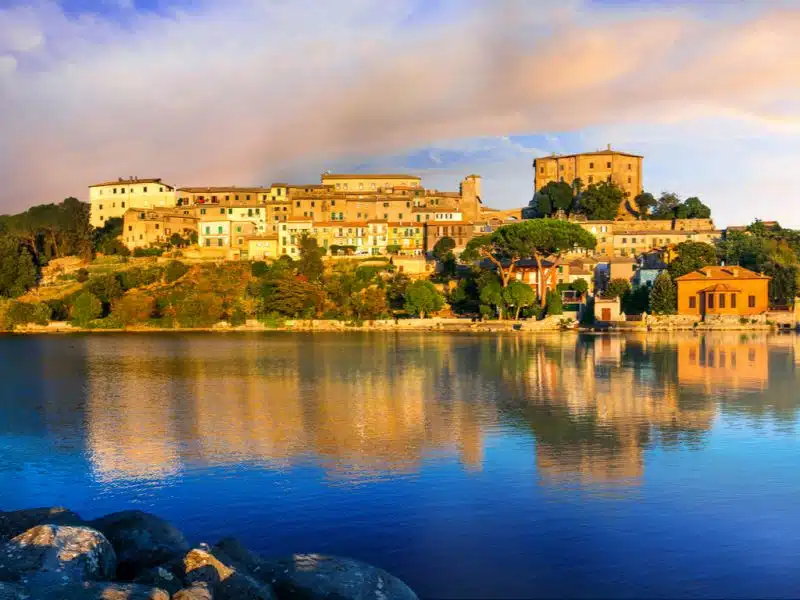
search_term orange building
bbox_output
[675,266,770,316]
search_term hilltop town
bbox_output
[0,147,798,331]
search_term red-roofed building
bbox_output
[675,266,770,316]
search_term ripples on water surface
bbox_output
[1,332,799,598]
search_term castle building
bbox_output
[533,146,643,219]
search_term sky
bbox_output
[1,0,800,227]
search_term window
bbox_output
[99,204,103,210]
[246,195,251,201]
[296,201,300,207]
[121,202,125,208]
[155,224,160,230]
[631,237,637,244]
[248,209,253,217]
[113,188,117,194]
[628,163,632,171]
[336,183,341,190]
[160,187,164,192]
[559,164,564,171]
[606,162,611,168]
[707,294,715,309]
[384,214,388,220]
[217,226,223,234]
[731,294,737,308]
[143,187,148,192]
[398,213,403,220]
[589,162,594,169]
[588,175,594,183]
[359,183,364,190]
[220,208,225,214]
[748,295,756,308]
[689,296,696,309]
[628,176,632,184]
[719,294,726,308]
[539,167,544,174]
[622,237,627,244]
[343,183,348,190]
[217,239,223,247]
[237,226,242,233]
[205,226,210,234]
[128,225,132,231]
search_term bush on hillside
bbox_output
[403,280,444,317]
[111,290,156,326]
[70,292,103,326]
[45,298,69,321]
[4,301,50,329]
[174,292,224,328]
[75,268,90,283]
[133,247,163,257]
[164,260,189,284]
[84,273,123,305]
[251,261,269,277]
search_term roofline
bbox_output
[321,173,421,180]
[534,150,644,160]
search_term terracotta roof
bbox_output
[90,178,171,188]
[676,266,769,281]
[321,173,420,180]
[178,186,268,194]
[700,283,743,293]
[287,184,330,189]
[535,149,643,160]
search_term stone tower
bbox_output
[459,175,482,222]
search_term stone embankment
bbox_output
[0,507,419,600]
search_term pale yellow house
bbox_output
[246,235,280,260]
[90,177,176,228]
[320,173,422,193]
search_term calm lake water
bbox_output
[1,332,799,598]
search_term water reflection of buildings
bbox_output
[78,333,795,488]
[85,335,493,482]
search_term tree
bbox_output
[0,237,37,298]
[571,278,589,295]
[528,181,574,218]
[262,274,323,318]
[94,217,126,256]
[386,244,402,255]
[667,241,717,279]
[622,285,650,315]
[4,301,50,328]
[112,291,156,326]
[164,260,189,283]
[545,289,562,316]
[351,286,389,321]
[649,272,677,314]
[85,273,123,305]
[432,237,456,262]
[682,196,711,219]
[175,292,224,328]
[763,263,798,306]
[578,181,626,220]
[297,235,324,282]
[503,280,536,319]
[462,220,596,306]
[403,280,444,317]
[251,261,270,277]
[604,278,632,299]
[70,292,102,326]
[652,192,681,219]
[479,278,506,319]
[634,192,656,220]
[385,272,411,311]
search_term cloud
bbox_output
[1,0,800,217]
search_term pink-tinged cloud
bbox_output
[0,0,799,214]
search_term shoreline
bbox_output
[4,318,796,335]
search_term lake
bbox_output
[1,332,799,598]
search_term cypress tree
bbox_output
[649,271,677,315]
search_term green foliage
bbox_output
[432,237,456,262]
[571,278,589,295]
[403,280,444,317]
[133,247,163,257]
[329,245,357,256]
[174,292,224,328]
[4,301,50,329]
[297,235,325,282]
[649,271,677,315]
[528,181,575,218]
[503,280,536,319]
[578,180,626,220]
[763,263,798,306]
[164,260,189,284]
[111,291,156,326]
[229,306,247,326]
[651,192,711,220]
[351,286,389,321]
[449,276,481,316]
[604,278,632,299]
[479,278,506,319]
[0,236,37,298]
[545,289,563,316]
[386,244,402,254]
[385,272,411,311]
[46,298,69,321]
[75,268,90,283]
[667,241,717,279]
[580,297,595,325]
[119,266,163,290]
[84,273,123,305]
[634,192,656,219]
[622,285,650,315]
[70,292,103,326]
[261,274,323,318]
[251,261,269,277]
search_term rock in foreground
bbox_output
[0,508,83,544]
[0,582,29,600]
[89,510,189,580]
[264,554,418,600]
[30,582,169,599]
[183,546,276,599]
[0,525,116,588]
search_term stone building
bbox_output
[533,146,643,218]
[90,177,176,228]
[122,209,198,249]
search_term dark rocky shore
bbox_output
[0,508,419,600]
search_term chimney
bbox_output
[732,267,739,277]
[607,143,611,150]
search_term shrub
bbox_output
[119,267,145,290]
[5,301,50,329]
[229,307,247,326]
[174,292,224,328]
[604,278,632,299]
[45,298,69,321]
[739,317,749,325]
[75,268,90,283]
[70,292,102,326]
[649,272,677,315]
[133,247,163,257]
[251,261,269,277]
[545,289,563,316]
[84,273,123,305]
[164,260,189,284]
[111,291,156,326]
